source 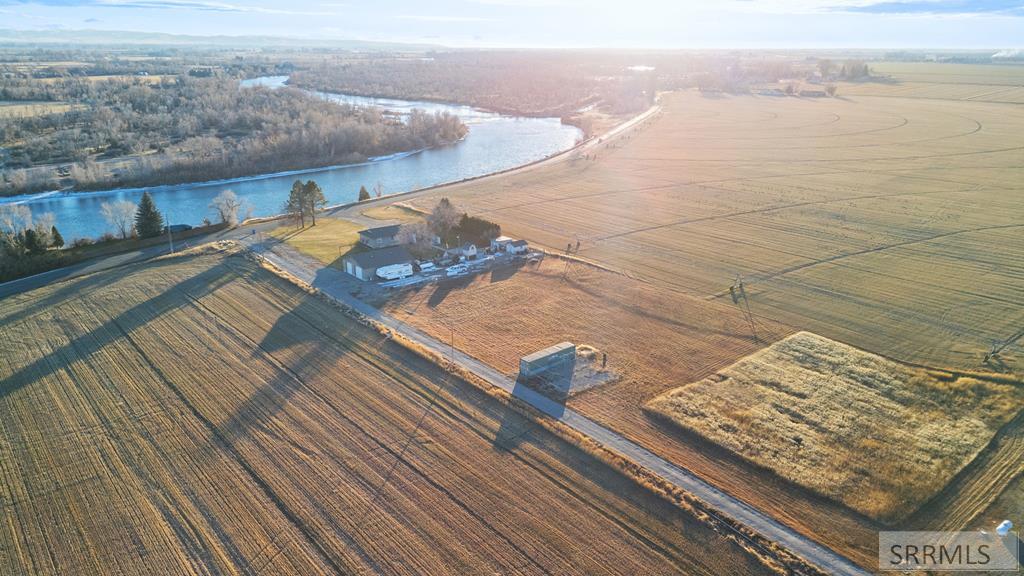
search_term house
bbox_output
[450,243,478,260]
[343,246,414,281]
[490,235,516,251]
[358,224,404,249]
[507,239,529,255]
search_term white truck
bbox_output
[445,264,468,277]
[376,262,414,281]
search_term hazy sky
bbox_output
[1,0,1022,48]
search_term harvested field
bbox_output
[361,67,1024,565]
[645,332,1024,523]
[838,63,1024,103]
[375,261,886,567]
[406,79,1024,373]
[0,248,772,576]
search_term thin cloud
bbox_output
[0,0,334,14]
[831,0,1024,15]
[398,14,495,22]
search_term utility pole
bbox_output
[731,275,758,342]
[165,211,174,254]
[449,325,455,370]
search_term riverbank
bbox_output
[4,102,579,242]
[0,149,429,205]
[262,100,661,226]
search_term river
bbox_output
[2,76,581,241]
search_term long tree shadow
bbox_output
[0,255,201,328]
[214,291,359,444]
[489,261,522,284]
[426,276,474,309]
[1,256,237,399]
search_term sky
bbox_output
[0,0,1022,48]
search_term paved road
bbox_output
[242,235,871,576]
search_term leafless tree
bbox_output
[426,197,460,243]
[100,200,137,239]
[210,190,244,226]
[32,212,56,246]
[0,204,32,236]
[397,221,434,257]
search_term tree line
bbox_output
[0,75,467,196]
[288,51,656,119]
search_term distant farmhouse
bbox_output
[490,236,529,255]
[343,246,414,281]
[359,224,404,249]
[450,243,478,260]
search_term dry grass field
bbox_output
[645,332,1024,523]
[408,74,1024,374]
[374,262,889,566]
[0,101,82,118]
[0,247,773,576]
[839,62,1024,103]
[360,63,1024,567]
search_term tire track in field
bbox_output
[186,287,558,576]
[622,141,1024,164]
[594,185,959,242]
[738,223,1024,289]
[116,307,354,576]
[904,410,1024,532]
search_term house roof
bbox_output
[359,224,402,240]
[509,239,528,247]
[345,246,413,269]
[522,342,575,363]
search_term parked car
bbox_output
[418,261,437,273]
[446,264,468,277]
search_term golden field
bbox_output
[374,261,887,566]
[645,331,1024,523]
[408,83,1024,373]
[0,248,772,575]
[359,64,1024,567]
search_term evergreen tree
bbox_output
[302,180,326,226]
[358,185,370,201]
[286,180,305,227]
[134,192,164,238]
[23,228,45,255]
[50,225,64,248]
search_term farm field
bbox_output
[838,62,1024,103]
[646,331,1024,523]
[0,101,82,118]
[406,80,1024,374]
[0,247,773,576]
[366,63,1024,567]
[375,261,887,567]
